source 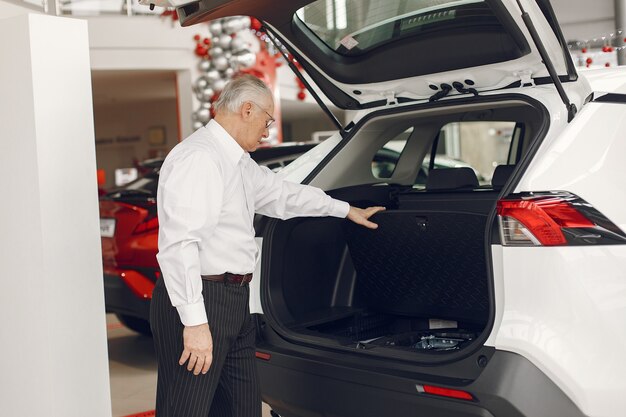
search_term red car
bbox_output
[99,143,317,335]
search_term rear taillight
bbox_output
[497,192,626,246]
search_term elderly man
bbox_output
[151,74,384,417]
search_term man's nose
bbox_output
[262,127,270,139]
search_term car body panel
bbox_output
[494,245,626,417]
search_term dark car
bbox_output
[99,142,317,335]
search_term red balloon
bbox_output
[602,46,608,52]
[581,47,587,53]
[586,57,593,65]
[605,62,611,67]
[203,37,211,45]
[194,34,201,41]
[250,17,262,31]
[195,45,208,57]
[297,91,306,101]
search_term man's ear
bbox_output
[241,101,253,120]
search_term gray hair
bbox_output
[213,74,272,114]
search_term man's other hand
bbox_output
[180,323,213,375]
[347,206,386,229]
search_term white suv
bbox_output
[173,1,626,416]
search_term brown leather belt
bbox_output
[201,273,253,286]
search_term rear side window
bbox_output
[426,121,516,185]
[372,128,412,178]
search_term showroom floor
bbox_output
[106,314,273,417]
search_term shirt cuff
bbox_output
[176,301,208,326]
[330,199,351,218]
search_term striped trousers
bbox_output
[150,278,261,417]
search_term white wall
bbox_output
[0,13,111,417]
[88,16,198,138]
[552,0,615,41]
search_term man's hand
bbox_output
[180,323,213,375]
[347,206,386,229]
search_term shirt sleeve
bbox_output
[155,150,223,326]
[250,162,350,220]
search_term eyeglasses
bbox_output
[251,102,275,129]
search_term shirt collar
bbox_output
[204,119,248,166]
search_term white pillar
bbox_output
[0,14,112,417]
[616,0,626,65]
[177,69,194,139]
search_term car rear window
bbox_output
[296,0,486,56]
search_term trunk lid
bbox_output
[174,0,576,110]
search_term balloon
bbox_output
[198,59,211,73]
[222,17,239,34]
[224,51,232,59]
[200,101,212,109]
[195,107,211,123]
[240,16,251,29]
[192,121,204,130]
[206,69,221,82]
[208,20,222,36]
[194,44,208,57]
[223,67,235,78]
[212,78,227,92]
[213,55,229,71]
[209,46,224,58]
[233,50,256,68]
[218,34,232,50]
[230,37,248,52]
[194,76,210,92]
[197,87,215,102]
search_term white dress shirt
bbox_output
[156,120,350,326]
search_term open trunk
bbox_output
[262,186,501,360]
[260,96,548,362]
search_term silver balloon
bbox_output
[193,76,210,92]
[233,50,256,68]
[200,101,212,110]
[209,46,224,58]
[223,67,235,78]
[196,107,211,123]
[218,34,232,50]
[206,69,221,83]
[224,51,232,59]
[221,18,238,34]
[197,87,215,102]
[192,120,204,130]
[198,59,211,73]
[213,55,229,71]
[208,21,222,36]
[212,78,227,92]
[240,16,251,29]
[230,37,248,52]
